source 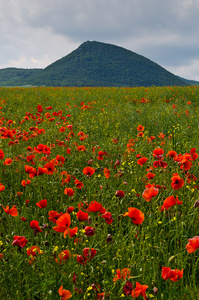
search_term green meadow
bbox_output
[0,86,199,299]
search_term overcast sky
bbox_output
[1,0,199,80]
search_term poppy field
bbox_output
[0,86,199,299]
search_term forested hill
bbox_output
[0,41,191,87]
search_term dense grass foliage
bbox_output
[0,86,199,299]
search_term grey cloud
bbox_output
[1,0,199,79]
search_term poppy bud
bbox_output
[84,226,95,236]
[106,234,113,243]
[194,200,199,209]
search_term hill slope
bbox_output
[0,41,189,87]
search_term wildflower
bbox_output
[67,206,74,213]
[30,220,43,233]
[104,167,110,178]
[161,195,183,211]
[0,149,4,159]
[146,172,155,180]
[137,125,145,131]
[131,282,148,299]
[58,286,72,300]
[167,150,177,158]
[3,158,12,165]
[49,210,63,223]
[64,188,75,197]
[76,210,89,221]
[75,179,84,189]
[186,236,199,253]
[3,205,18,216]
[171,173,184,190]
[115,190,125,198]
[137,157,148,165]
[123,207,144,225]
[0,183,5,191]
[153,148,164,160]
[53,213,71,235]
[56,249,71,264]
[64,226,78,238]
[27,246,43,257]
[36,199,47,209]
[37,105,43,112]
[12,235,28,248]
[77,145,86,151]
[83,167,95,176]
[77,248,97,265]
[21,179,31,187]
[123,281,133,296]
[88,201,106,214]
[113,268,131,282]
[101,212,113,224]
[84,226,95,236]
[142,183,159,201]
[43,162,55,175]
[162,267,183,281]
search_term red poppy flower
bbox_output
[88,201,106,214]
[84,226,95,237]
[58,286,72,300]
[101,212,113,224]
[53,213,71,234]
[36,199,47,209]
[48,210,63,223]
[83,167,95,176]
[190,148,198,161]
[30,220,43,233]
[131,282,148,299]
[123,281,133,296]
[113,268,131,282]
[186,236,199,253]
[142,183,159,201]
[0,149,4,159]
[76,210,89,221]
[124,207,144,225]
[161,195,183,211]
[74,179,84,189]
[77,248,97,265]
[64,188,75,197]
[137,125,145,131]
[77,145,86,152]
[153,148,164,159]
[162,267,183,281]
[0,183,5,191]
[67,206,74,213]
[12,235,28,248]
[104,167,110,178]
[146,172,155,180]
[27,246,43,257]
[153,160,168,168]
[43,162,55,175]
[171,173,184,190]
[3,158,12,165]
[56,250,71,264]
[115,190,125,198]
[137,157,148,165]
[21,179,31,187]
[3,205,18,216]
[167,150,177,158]
[37,105,43,112]
[37,167,47,175]
[64,226,78,238]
